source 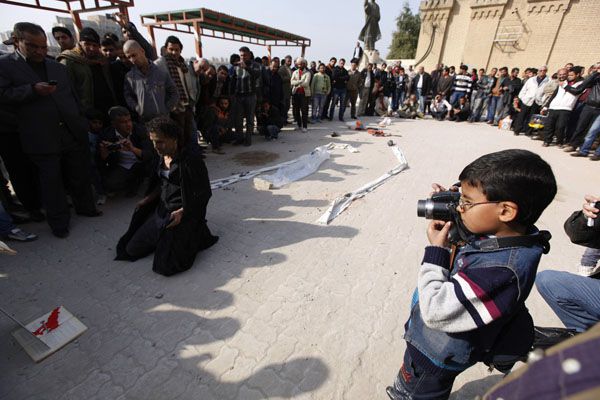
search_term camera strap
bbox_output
[476,230,552,254]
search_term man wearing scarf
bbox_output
[155,36,199,148]
[57,27,117,117]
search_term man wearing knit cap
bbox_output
[57,27,117,116]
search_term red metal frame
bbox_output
[140,8,310,57]
[0,0,134,28]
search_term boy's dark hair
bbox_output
[230,53,240,64]
[239,46,250,53]
[500,66,508,72]
[217,65,228,73]
[164,35,183,49]
[458,149,557,227]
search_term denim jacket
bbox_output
[404,231,546,371]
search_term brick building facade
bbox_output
[414,0,599,72]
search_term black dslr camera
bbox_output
[417,191,461,222]
[417,190,471,244]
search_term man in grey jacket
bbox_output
[0,22,100,238]
[123,40,179,123]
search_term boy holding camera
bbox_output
[386,149,557,400]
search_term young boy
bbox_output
[386,149,557,400]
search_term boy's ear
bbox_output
[498,201,519,223]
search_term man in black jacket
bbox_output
[562,64,600,152]
[321,57,337,120]
[329,58,350,121]
[98,106,155,195]
[0,22,100,238]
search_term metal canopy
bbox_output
[140,8,311,57]
[0,0,133,29]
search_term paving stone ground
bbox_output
[1,116,597,400]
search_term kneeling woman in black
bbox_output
[116,117,218,276]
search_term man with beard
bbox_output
[57,27,117,117]
[155,36,199,149]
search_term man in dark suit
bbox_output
[0,22,100,238]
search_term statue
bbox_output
[358,0,381,51]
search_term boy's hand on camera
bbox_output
[430,183,460,196]
[583,195,599,219]
[427,220,452,248]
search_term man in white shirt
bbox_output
[539,68,582,147]
[512,66,549,135]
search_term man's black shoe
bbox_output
[339,118,345,122]
[52,228,69,238]
[351,116,357,119]
[571,152,588,157]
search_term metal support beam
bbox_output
[193,21,202,58]
[146,25,156,52]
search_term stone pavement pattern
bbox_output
[1,117,597,399]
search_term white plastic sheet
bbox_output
[210,142,355,190]
[317,146,409,225]
[257,145,331,189]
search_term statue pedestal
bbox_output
[359,49,386,71]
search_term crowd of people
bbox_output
[1,14,600,400]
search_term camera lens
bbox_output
[417,199,455,221]
[417,200,433,219]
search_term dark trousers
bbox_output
[102,163,146,194]
[282,95,291,123]
[512,102,535,134]
[542,109,571,145]
[565,101,585,142]
[568,105,600,148]
[346,89,359,118]
[329,88,347,120]
[388,350,459,400]
[207,125,235,149]
[28,138,96,232]
[0,132,41,212]
[125,207,168,258]
[235,94,257,144]
[431,111,446,121]
[293,93,309,128]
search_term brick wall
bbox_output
[416,0,600,73]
